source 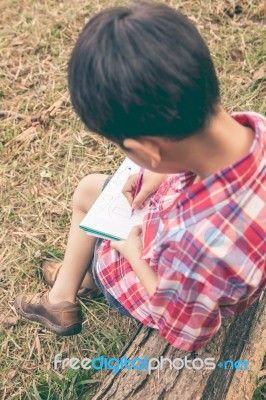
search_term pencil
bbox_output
[131,167,145,216]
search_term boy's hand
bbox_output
[110,225,158,296]
[122,171,166,209]
[110,225,143,265]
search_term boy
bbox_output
[14,2,265,351]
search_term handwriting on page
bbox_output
[93,167,133,219]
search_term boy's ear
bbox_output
[123,138,161,168]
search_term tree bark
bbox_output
[88,292,266,400]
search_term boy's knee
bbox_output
[72,174,108,213]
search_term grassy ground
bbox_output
[0,0,265,399]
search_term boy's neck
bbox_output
[122,106,255,179]
[180,106,255,181]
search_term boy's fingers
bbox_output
[130,225,142,236]
[123,191,134,205]
[132,188,150,208]
[138,199,148,209]
[110,240,124,251]
[110,241,116,249]
[122,174,138,205]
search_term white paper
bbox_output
[80,158,148,240]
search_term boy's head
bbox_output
[68,2,220,149]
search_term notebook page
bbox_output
[80,158,149,240]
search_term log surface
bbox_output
[88,292,266,400]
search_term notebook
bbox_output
[79,158,149,240]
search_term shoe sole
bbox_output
[14,300,82,336]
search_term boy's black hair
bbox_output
[68,2,220,146]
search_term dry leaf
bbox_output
[50,207,64,215]
[253,67,265,81]
[40,170,52,178]
[231,49,244,61]
[5,126,37,146]
[0,314,19,327]
[5,370,17,380]
[34,250,42,258]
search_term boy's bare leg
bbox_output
[48,174,110,304]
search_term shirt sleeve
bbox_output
[148,243,222,351]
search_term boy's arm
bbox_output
[128,258,158,296]
[110,225,158,296]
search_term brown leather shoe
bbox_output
[42,260,101,300]
[42,260,62,287]
[14,291,82,336]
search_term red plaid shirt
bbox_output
[96,112,266,351]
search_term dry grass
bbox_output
[0,0,265,399]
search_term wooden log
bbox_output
[87,291,265,400]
